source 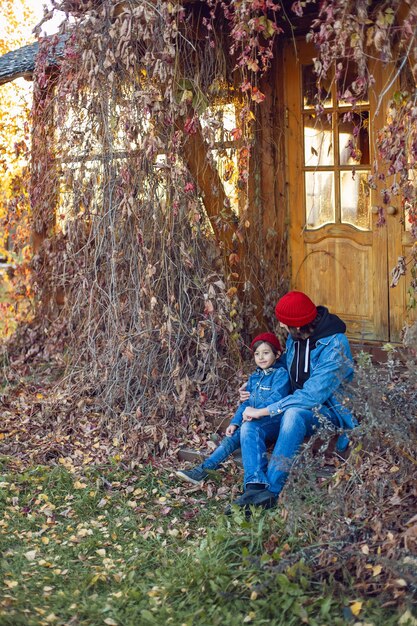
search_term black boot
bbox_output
[224,484,266,515]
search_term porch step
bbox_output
[351,341,415,363]
[177,439,347,479]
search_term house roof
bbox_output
[0,36,67,86]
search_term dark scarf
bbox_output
[290,306,346,391]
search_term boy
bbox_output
[175,332,290,484]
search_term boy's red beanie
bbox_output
[250,332,282,353]
[274,291,317,327]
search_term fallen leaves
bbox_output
[349,600,362,616]
[24,549,37,561]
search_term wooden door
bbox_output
[284,40,415,343]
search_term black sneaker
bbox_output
[247,488,278,510]
[175,466,208,485]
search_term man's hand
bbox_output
[239,382,250,403]
[242,406,269,422]
[225,424,238,436]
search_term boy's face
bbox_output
[254,342,277,370]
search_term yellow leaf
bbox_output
[24,549,37,561]
[74,481,87,489]
[360,544,369,555]
[4,580,18,588]
[350,601,363,616]
[372,565,382,577]
[41,537,49,545]
[250,591,258,600]
[399,610,417,626]
[104,619,118,626]
[96,549,106,557]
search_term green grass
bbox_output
[0,460,411,626]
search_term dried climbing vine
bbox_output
[5,0,417,430]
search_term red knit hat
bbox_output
[250,332,282,353]
[274,291,317,327]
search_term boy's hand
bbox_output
[239,382,250,402]
[242,407,269,422]
[225,424,238,436]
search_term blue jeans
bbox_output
[240,406,337,494]
[200,430,241,470]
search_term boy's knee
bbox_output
[240,421,258,439]
[221,437,238,454]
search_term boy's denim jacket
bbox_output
[267,333,357,449]
[231,364,290,428]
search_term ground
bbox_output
[0,359,416,626]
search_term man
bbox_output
[232,290,356,512]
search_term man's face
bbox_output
[254,343,276,370]
[280,322,308,340]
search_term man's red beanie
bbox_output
[274,291,317,327]
[250,332,282,353]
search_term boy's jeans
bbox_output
[200,430,241,470]
[240,406,337,494]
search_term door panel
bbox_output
[294,228,388,340]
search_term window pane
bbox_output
[302,64,332,109]
[304,114,333,166]
[305,171,335,228]
[339,112,370,165]
[337,61,369,105]
[340,170,371,229]
[405,169,417,233]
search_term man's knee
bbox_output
[280,408,307,434]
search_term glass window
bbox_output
[338,112,370,165]
[304,114,333,166]
[305,171,335,228]
[301,62,371,231]
[337,61,369,105]
[340,170,370,229]
[405,170,417,233]
[302,64,332,109]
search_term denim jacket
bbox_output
[267,333,357,448]
[231,364,290,428]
